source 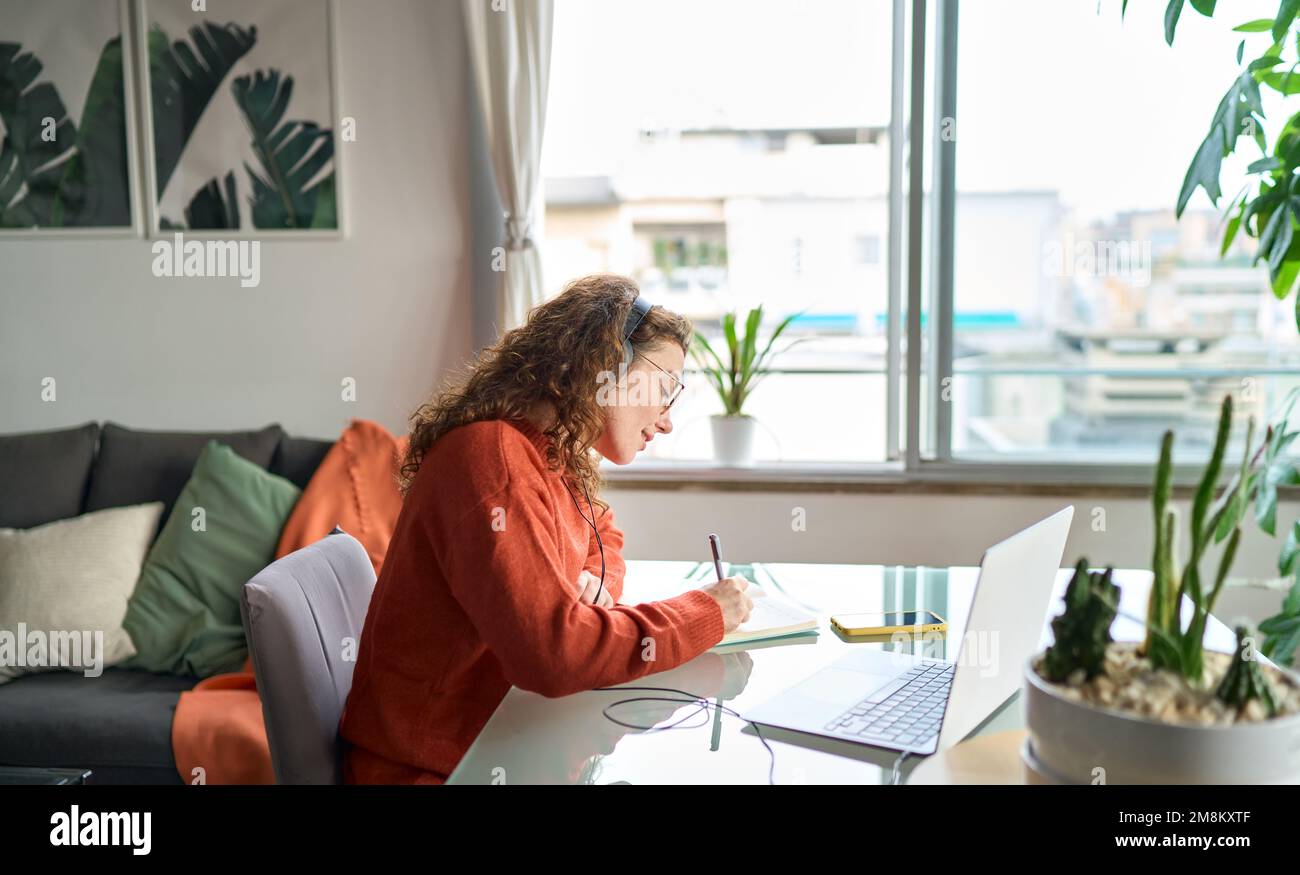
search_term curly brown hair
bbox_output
[399,274,692,503]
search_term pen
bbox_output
[708,533,725,581]
[708,532,728,749]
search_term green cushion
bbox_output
[122,441,300,677]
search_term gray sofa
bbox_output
[0,422,335,784]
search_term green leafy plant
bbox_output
[689,306,801,417]
[1131,1,1300,329]
[1252,387,1300,666]
[1259,583,1300,666]
[1152,387,1300,671]
[1042,559,1119,682]
[1144,395,1251,683]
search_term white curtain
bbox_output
[463,0,555,333]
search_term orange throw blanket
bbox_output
[170,419,406,784]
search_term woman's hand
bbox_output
[575,570,615,608]
[699,575,753,632]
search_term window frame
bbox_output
[597,0,1287,488]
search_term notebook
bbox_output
[706,584,820,648]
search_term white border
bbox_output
[134,0,346,239]
[0,0,144,239]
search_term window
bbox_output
[855,235,882,266]
[540,0,1297,476]
[541,0,894,464]
[942,0,1300,467]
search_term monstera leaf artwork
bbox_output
[0,35,132,228]
[145,7,339,232]
[161,65,336,231]
[183,170,239,230]
[147,21,257,198]
[232,70,336,229]
[2,1,340,233]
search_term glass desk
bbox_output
[445,561,1237,785]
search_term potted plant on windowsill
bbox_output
[1023,396,1300,784]
[690,306,800,465]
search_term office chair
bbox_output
[240,527,375,784]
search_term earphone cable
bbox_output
[592,684,778,785]
[564,490,783,784]
[563,478,606,605]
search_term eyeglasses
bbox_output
[634,351,686,410]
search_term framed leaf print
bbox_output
[138,0,343,237]
[0,0,142,234]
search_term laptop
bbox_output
[741,506,1074,757]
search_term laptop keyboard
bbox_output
[823,661,955,748]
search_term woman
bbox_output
[339,274,754,784]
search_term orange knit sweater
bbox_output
[339,418,726,783]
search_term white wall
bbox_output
[605,486,1299,601]
[606,485,1297,630]
[0,0,471,440]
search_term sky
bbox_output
[544,0,1288,222]
[543,0,890,173]
[957,0,1283,219]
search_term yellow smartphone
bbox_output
[830,610,947,637]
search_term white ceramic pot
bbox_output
[1022,654,1300,784]
[709,414,757,464]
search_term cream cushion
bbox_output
[0,502,163,682]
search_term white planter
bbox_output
[1022,654,1300,784]
[709,415,757,464]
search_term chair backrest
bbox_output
[240,528,375,784]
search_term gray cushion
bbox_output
[241,529,375,784]
[270,436,335,489]
[85,422,283,526]
[0,668,197,784]
[0,422,99,529]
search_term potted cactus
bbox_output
[1023,395,1300,784]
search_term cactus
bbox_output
[1215,626,1278,717]
[1043,559,1119,682]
